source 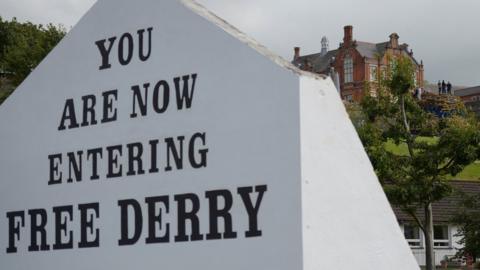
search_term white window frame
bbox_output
[403,225,422,248]
[433,225,450,248]
[344,56,353,83]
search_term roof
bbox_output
[293,49,337,73]
[454,85,480,97]
[293,40,419,73]
[356,41,388,59]
[392,180,480,224]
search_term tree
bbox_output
[0,17,66,104]
[351,55,480,270]
[452,192,480,262]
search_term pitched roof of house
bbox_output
[392,180,480,224]
[355,41,389,59]
[454,86,480,97]
[293,49,337,73]
[293,40,418,73]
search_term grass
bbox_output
[456,161,480,180]
[384,137,480,181]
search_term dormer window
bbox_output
[344,55,353,83]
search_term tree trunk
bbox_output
[424,203,435,270]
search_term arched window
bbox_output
[344,55,353,83]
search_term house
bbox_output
[454,86,480,117]
[392,180,480,266]
[292,25,424,102]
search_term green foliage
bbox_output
[349,55,480,270]
[384,138,480,180]
[352,56,480,210]
[388,56,415,96]
[452,192,480,260]
[457,162,480,180]
[0,17,66,104]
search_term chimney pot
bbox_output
[343,25,353,44]
[294,47,300,60]
[389,33,399,48]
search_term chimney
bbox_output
[389,33,399,48]
[294,47,300,60]
[343,25,353,44]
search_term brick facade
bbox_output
[293,26,424,102]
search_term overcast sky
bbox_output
[1,0,479,86]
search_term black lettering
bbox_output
[149,140,159,173]
[52,205,73,250]
[58,99,79,130]
[78,203,100,248]
[137,27,153,61]
[238,185,267,237]
[81,95,97,127]
[118,199,143,246]
[205,189,236,240]
[118,33,134,65]
[165,136,184,171]
[48,154,62,185]
[6,211,24,253]
[87,148,103,180]
[130,83,149,118]
[145,196,169,244]
[95,37,116,70]
[101,90,118,123]
[28,209,50,251]
[189,132,208,168]
[153,80,169,113]
[126,142,145,176]
[67,151,83,182]
[174,74,197,110]
[174,193,203,242]
[106,145,122,178]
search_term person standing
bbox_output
[442,80,446,94]
[447,81,452,94]
[438,80,442,94]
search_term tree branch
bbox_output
[400,95,415,158]
[405,208,426,234]
[439,157,455,172]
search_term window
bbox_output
[434,225,450,247]
[369,65,378,81]
[344,56,353,83]
[404,225,422,247]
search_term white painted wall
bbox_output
[0,0,420,269]
[299,76,419,270]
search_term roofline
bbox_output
[297,49,338,59]
[454,86,480,96]
[450,179,480,183]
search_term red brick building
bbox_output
[293,25,424,102]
